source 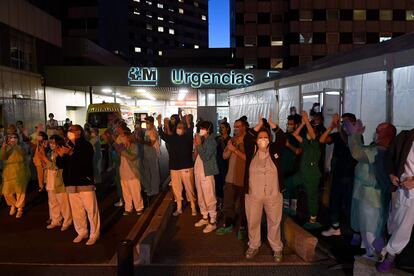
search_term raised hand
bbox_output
[302,111,309,124]
[330,113,340,128]
[268,113,277,129]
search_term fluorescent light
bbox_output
[136,89,146,93]
[177,89,188,101]
[303,95,319,99]
[101,88,112,93]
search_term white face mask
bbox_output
[67,132,76,141]
[199,129,207,137]
[176,129,184,136]
[257,138,269,149]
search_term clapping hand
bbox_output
[343,119,365,135]
[301,111,309,124]
[268,113,277,129]
[330,113,340,128]
[226,141,236,152]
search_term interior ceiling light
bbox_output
[101,88,112,93]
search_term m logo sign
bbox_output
[128,67,158,86]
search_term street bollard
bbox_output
[118,239,134,276]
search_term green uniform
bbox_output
[285,139,321,217]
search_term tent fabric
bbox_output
[393,65,414,132]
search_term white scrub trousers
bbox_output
[68,190,100,239]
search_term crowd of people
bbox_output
[0,107,413,273]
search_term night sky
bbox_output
[209,0,230,48]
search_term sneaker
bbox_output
[136,210,143,216]
[194,218,209,227]
[46,223,61,229]
[191,209,197,216]
[203,223,217,233]
[73,234,88,243]
[61,223,72,231]
[245,247,259,259]
[172,210,182,216]
[86,236,99,246]
[114,199,124,207]
[9,206,16,216]
[303,221,322,230]
[237,228,247,240]
[216,225,233,235]
[123,211,131,216]
[274,250,283,262]
[16,210,23,218]
[322,227,341,237]
[376,254,395,273]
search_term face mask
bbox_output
[257,138,269,149]
[233,129,240,136]
[199,129,207,137]
[67,132,76,141]
[176,129,184,136]
[286,125,295,133]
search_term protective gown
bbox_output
[1,145,30,195]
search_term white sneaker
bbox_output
[203,223,217,233]
[86,236,99,246]
[9,206,16,216]
[322,227,341,237]
[73,234,88,243]
[114,199,124,207]
[47,223,61,229]
[194,218,209,227]
[173,210,182,216]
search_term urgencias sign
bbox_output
[128,67,258,88]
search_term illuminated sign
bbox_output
[128,67,158,86]
[127,67,272,88]
[171,69,254,88]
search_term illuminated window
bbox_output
[157,16,164,21]
[380,33,392,42]
[271,58,283,69]
[168,20,175,24]
[244,36,257,47]
[178,0,184,2]
[133,8,140,15]
[158,26,164,32]
[299,33,312,44]
[179,8,184,14]
[299,10,312,21]
[353,32,366,44]
[134,47,141,53]
[146,24,153,30]
[157,3,163,8]
[146,12,152,18]
[133,0,140,2]
[271,36,283,46]
[353,10,366,21]
[168,8,174,12]
[407,10,414,20]
[194,44,199,49]
[201,15,207,21]
[158,50,163,56]
[169,28,175,35]
[380,10,392,20]
[145,1,152,5]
